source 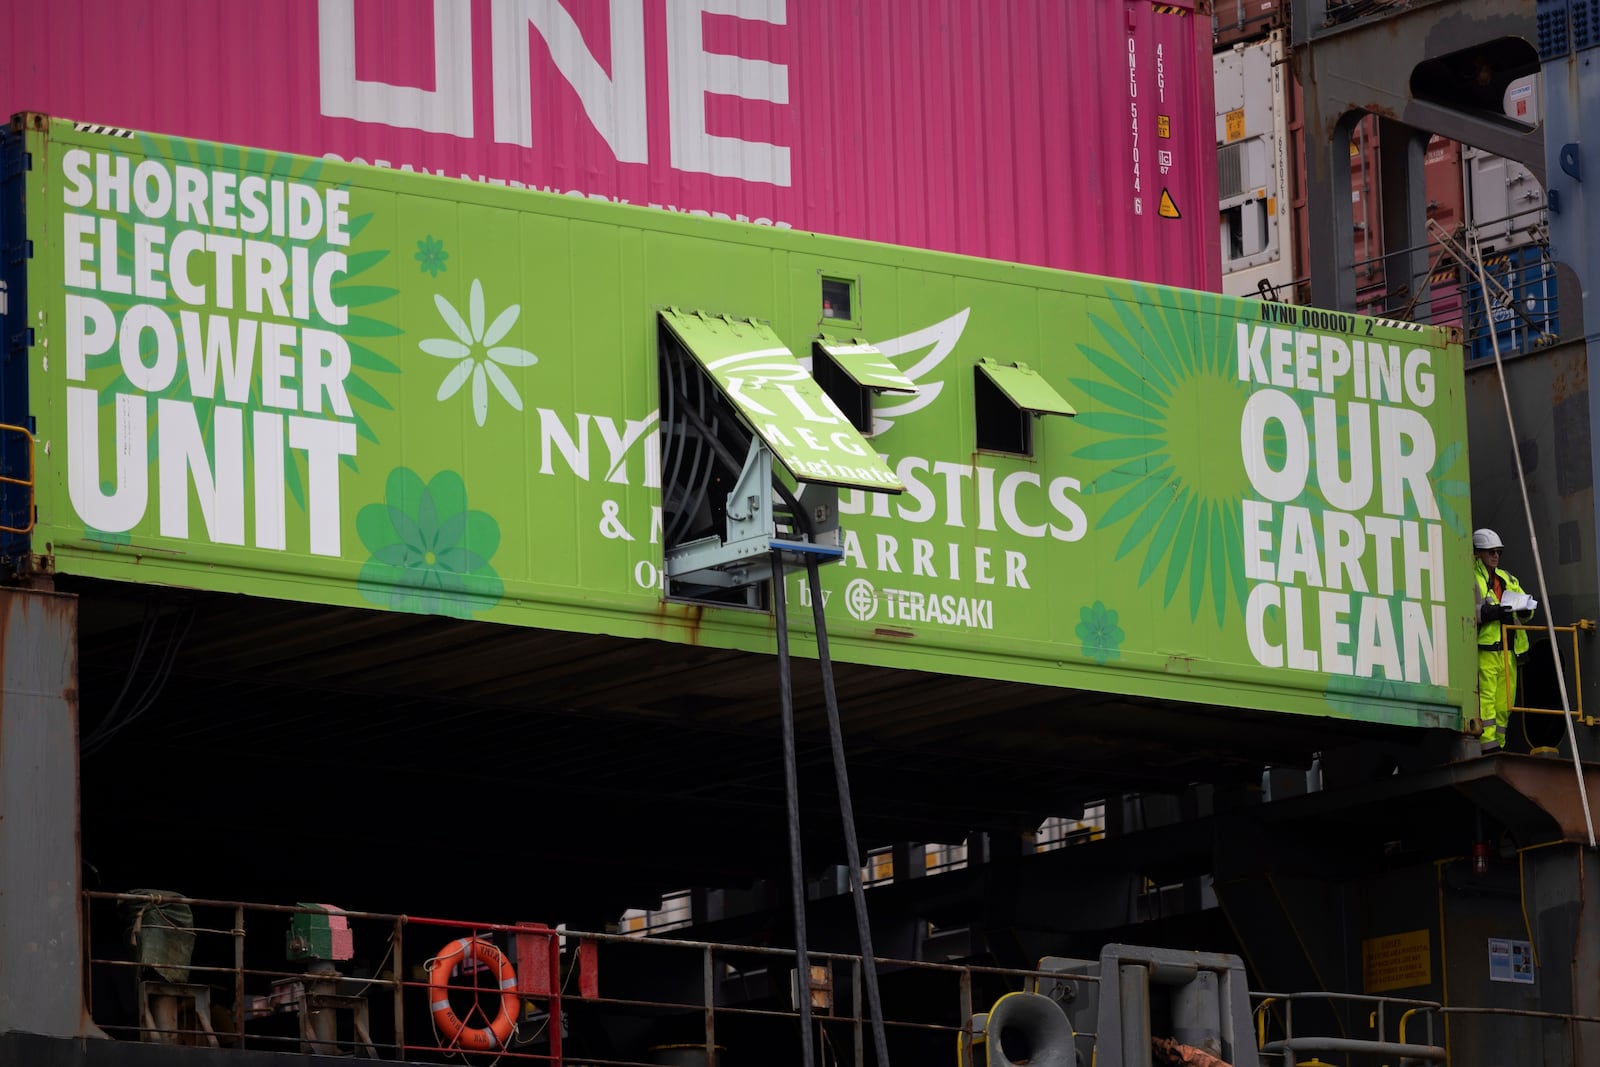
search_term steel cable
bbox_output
[770,550,817,1066]
[1470,234,1596,847]
[806,554,892,1067]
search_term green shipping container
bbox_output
[1,115,1473,731]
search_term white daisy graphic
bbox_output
[420,279,538,426]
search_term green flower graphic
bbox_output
[1076,601,1125,665]
[1072,285,1257,626]
[356,468,504,619]
[420,279,540,427]
[415,235,449,277]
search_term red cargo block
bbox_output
[578,940,598,1000]
[514,924,556,999]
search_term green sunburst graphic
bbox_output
[87,133,400,509]
[1418,439,1471,537]
[1071,285,1263,626]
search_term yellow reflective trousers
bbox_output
[1478,647,1517,745]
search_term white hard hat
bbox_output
[1473,528,1504,550]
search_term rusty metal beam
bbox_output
[1541,12,1600,685]
[1378,118,1432,314]
[1491,757,1600,843]
[1404,100,1544,177]
[1229,746,1600,848]
[0,586,88,1039]
[1292,0,1541,309]
[1293,0,1541,160]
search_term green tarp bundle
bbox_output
[120,890,195,983]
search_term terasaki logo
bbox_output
[839,576,995,631]
[844,578,878,622]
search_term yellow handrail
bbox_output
[1255,995,1276,1047]
[0,422,34,535]
[1498,620,1596,725]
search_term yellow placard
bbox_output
[1362,929,1432,993]
[1157,114,1171,138]
[1158,189,1181,219]
[1224,109,1245,143]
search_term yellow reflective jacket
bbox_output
[1475,558,1532,655]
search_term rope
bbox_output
[1468,231,1597,848]
[82,602,197,756]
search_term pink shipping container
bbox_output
[0,0,1219,290]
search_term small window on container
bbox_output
[821,276,857,326]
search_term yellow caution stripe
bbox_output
[1152,3,1186,14]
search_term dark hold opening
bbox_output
[975,367,1031,456]
[1409,37,1541,123]
[997,1021,1036,1065]
[812,346,872,434]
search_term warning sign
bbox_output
[1362,930,1432,993]
[1157,115,1171,138]
[1158,190,1181,219]
[1224,108,1245,143]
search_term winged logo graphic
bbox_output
[867,307,970,433]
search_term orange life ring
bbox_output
[429,936,520,1051]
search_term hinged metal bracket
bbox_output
[664,438,844,597]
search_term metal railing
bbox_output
[87,890,1600,1065]
[1253,989,1600,1066]
[83,890,1087,1066]
[0,421,34,535]
[1501,619,1597,725]
[1254,990,1446,1064]
[1251,211,1564,364]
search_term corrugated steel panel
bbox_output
[1349,115,1384,288]
[1424,135,1465,235]
[0,0,1220,290]
[1215,30,1294,299]
[1464,74,1546,254]
[1212,0,1288,48]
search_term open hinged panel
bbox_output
[810,336,918,434]
[656,309,903,608]
[974,357,1076,456]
